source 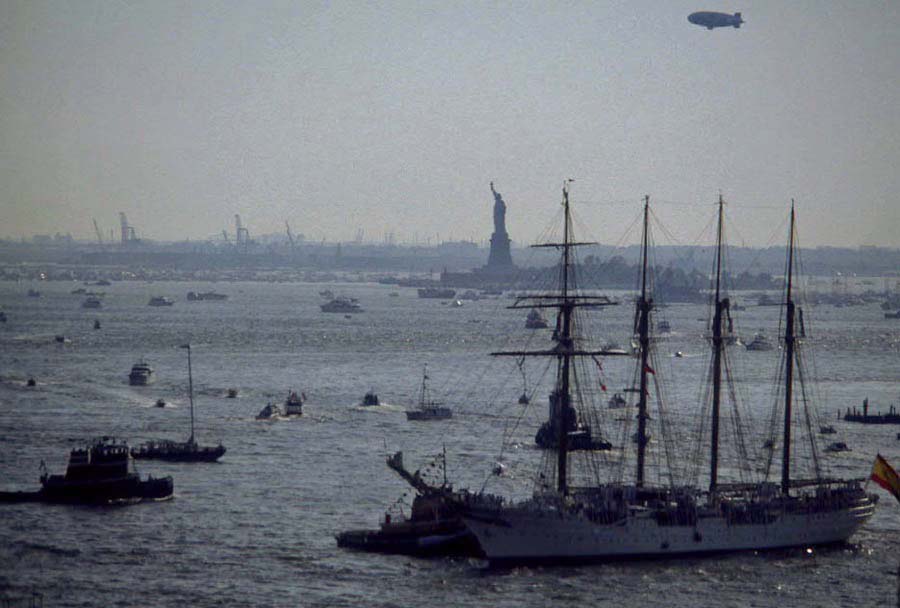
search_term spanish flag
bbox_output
[871,454,900,504]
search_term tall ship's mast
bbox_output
[491,182,622,495]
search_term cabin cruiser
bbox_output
[745,333,775,351]
[607,393,627,408]
[148,296,174,307]
[525,309,549,329]
[0,437,173,504]
[320,297,362,313]
[129,360,155,386]
[283,391,304,416]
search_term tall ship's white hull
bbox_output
[464,492,875,563]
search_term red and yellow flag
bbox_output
[871,454,900,504]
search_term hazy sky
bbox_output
[1,1,898,247]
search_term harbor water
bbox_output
[1,280,898,607]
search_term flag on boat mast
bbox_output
[871,454,900,504]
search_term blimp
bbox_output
[688,11,744,29]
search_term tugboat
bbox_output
[361,391,380,406]
[131,345,226,462]
[0,437,173,504]
[129,360,155,386]
[283,391,304,416]
[405,366,452,421]
[336,451,481,557]
[320,297,362,313]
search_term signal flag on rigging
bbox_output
[871,454,900,504]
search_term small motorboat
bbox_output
[26,377,36,387]
[361,391,380,407]
[81,296,102,309]
[93,319,101,330]
[148,296,175,307]
[226,388,238,399]
[27,289,41,298]
[825,441,851,453]
[525,309,549,329]
[745,333,775,351]
[256,403,282,420]
[155,399,166,408]
[518,392,530,405]
[819,425,837,435]
[674,351,685,358]
[0,311,6,323]
[54,335,69,344]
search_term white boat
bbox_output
[129,360,155,386]
[455,192,875,565]
[406,366,452,421]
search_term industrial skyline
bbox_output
[2,2,898,247]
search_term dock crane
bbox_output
[92,219,104,244]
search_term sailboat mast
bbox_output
[557,183,573,496]
[709,195,726,494]
[186,344,195,442]
[781,202,797,495]
[636,195,651,487]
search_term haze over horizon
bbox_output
[1,1,898,248]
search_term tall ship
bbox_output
[0,437,173,505]
[128,360,155,385]
[455,189,876,564]
[131,345,226,462]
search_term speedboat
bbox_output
[129,360,155,386]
